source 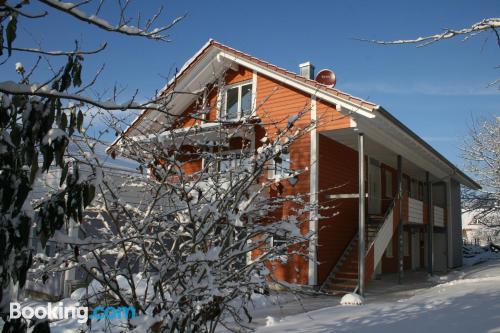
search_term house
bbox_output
[109,40,480,295]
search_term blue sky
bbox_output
[1,0,498,167]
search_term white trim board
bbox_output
[308,96,318,286]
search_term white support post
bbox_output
[252,70,258,115]
[397,155,403,284]
[358,133,365,296]
[63,218,77,297]
[426,171,434,275]
[308,96,318,286]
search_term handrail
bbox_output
[366,190,401,250]
[365,190,403,275]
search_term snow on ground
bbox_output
[256,260,500,333]
[463,244,500,267]
[6,252,500,332]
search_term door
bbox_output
[411,229,420,270]
[368,158,382,215]
[433,232,447,272]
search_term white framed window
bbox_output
[385,169,393,198]
[218,153,252,173]
[269,151,292,179]
[223,82,253,120]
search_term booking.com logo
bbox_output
[10,302,136,323]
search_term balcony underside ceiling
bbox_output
[321,126,448,184]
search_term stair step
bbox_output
[331,279,358,286]
[328,290,352,296]
[336,272,358,279]
[328,283,357,291]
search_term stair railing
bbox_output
[320,232,358,292]
[365,190,402,277]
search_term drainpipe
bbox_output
[426,171,434,275]
[397,155,403,284]
[358,133,365,297]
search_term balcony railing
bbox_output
[402,196,446,226]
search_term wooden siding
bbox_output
[226,67,253,85]
[256,72,312,285]
[316,99,351,132]
[317,135,358,284]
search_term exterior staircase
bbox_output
[320,235,359,295]
[320,219,383,295]
[321,196,401,295]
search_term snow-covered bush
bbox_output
[34,81,320,332]
[0,1,182,332]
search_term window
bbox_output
[223,82,253,120]
[269,151,292,179]
[402,177,410,197]
[272,234,287,248]
[271,233,288,262]
[384,169,393,198]
[410,179,419,200]
[218,154,252,173]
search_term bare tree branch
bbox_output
[358,18,500,47]
[3,3,48,19]
[3,42,107,56]
[39,0,184,41]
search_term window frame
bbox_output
[221,81,253,120]
[268,150,292,179]
[211,149,253,174]
[271,233,289,262]
[384,169,393,198]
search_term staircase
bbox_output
[320,219,383,295]
[321,197,401,295]
[320,235,359,295]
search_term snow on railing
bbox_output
[365,193,401,280]
[434,206,445,227]
[408,197,424,224]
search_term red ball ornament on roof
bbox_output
[315,69,337,88]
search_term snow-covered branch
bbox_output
[31,78,327,332]
[3,42,107,56]
[39,0,184,41]
[0,80,147,111]
[360,18,500,47]
[461,116,500,238]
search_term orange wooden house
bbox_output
[110,40,480,295]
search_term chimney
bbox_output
[299,61,315,80]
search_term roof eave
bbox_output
[376,106,481,190]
